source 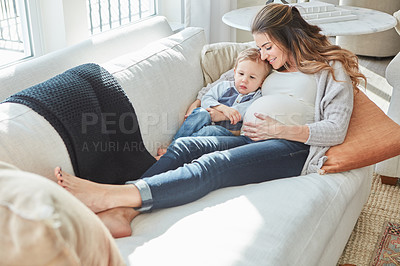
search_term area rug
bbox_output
[370,222,400,266]
[338,174,400,266]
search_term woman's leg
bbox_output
[57,138,309,214]
[97,207,140,238]
[141,135,249,177]
[55,136,249,211]
[142,139,309,210]
[55,167,142,213]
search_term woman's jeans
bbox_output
[131,135,309,211]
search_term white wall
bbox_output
[158,0,184,31]
[184,0,237,43]
[32,0,88,55]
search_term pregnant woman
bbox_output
[55,3,366,237]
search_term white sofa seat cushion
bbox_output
[103,27,207,155]
[116,166,372,266]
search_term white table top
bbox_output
[222,5,397,36]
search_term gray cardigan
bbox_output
[197,62,354,175]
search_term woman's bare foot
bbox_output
[55,167,142,213]
[155,147,167,160]
[97,207,140,238]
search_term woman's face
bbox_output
[253,32,293,71]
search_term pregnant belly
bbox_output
[243,94,315,126]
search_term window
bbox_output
[0,0,182,68]
[0,0,32,67]
[87,0,156,35]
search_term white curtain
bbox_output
[184,0,237,43]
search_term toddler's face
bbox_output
[234,59,267,95]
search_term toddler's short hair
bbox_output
[234,48,271,75]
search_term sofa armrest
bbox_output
[375,52,400,180]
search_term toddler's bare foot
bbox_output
[155,147,167,160]
[97,207,140,238]
[157,147,167,156]
[54,167,140,213]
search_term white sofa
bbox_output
[1,16,398,265]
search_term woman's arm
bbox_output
[306,63,354,146]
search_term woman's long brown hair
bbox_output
[251,3,366,89]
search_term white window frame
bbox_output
[24,0,42,57]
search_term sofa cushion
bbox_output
[321,90,400,173]
[103,27,207,155]
[0,162,124,265]
[200,41,255,85]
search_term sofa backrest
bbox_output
[0,16,173,101]
[0,26,206,180]
[103,27,206,154]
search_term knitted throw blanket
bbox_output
[4,63,155,184]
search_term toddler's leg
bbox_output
[192,125,234,137]
[173,108,211,140]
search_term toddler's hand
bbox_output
[219,106,241,125]
[206,108,226,122]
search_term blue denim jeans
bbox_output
[134,136,309,210]
[173,107,233,140]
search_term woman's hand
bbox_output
[185,99,201,119]
[242,113,310,143]
[242,113,284,141]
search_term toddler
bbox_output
[173,47,271,139]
